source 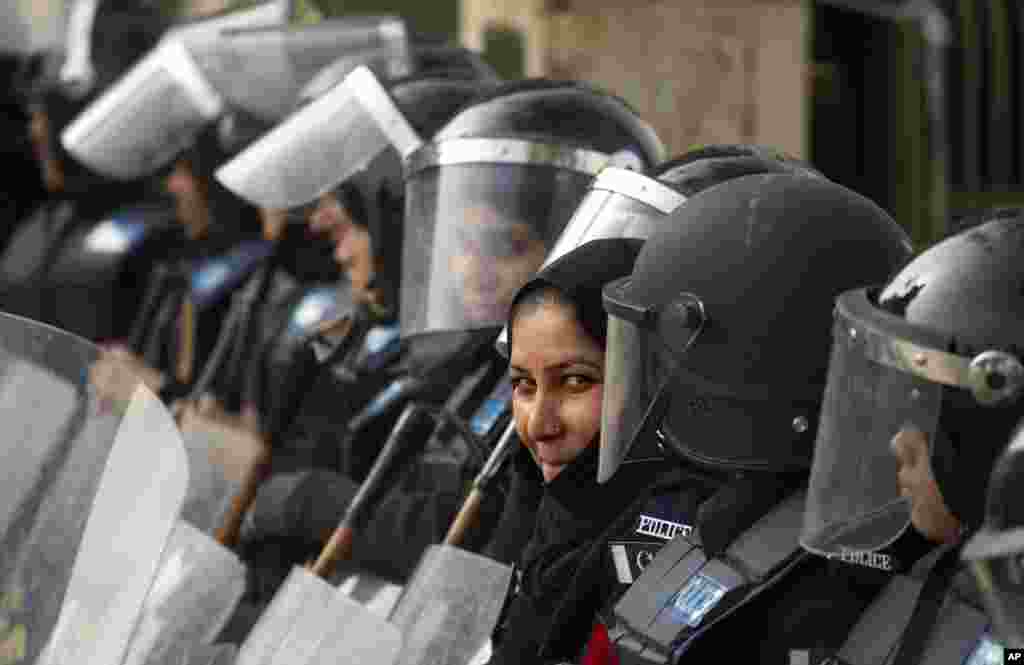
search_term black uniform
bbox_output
[587,173,913,664]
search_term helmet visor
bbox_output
[187,17,407,124]
[598,282,703,483]
[801,290,944,557]
[401,156,596,337]
[216,65,420,209]
[494,167,686,356]
[61,38,224,180]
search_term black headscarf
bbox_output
[508,237,646,350]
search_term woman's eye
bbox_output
[510,377,533,393]
[564,374,595,390]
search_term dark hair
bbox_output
[509,283,599,345]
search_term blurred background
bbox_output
[23,0,1024,248]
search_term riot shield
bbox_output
[178,426,243,536]
[121,520,246,665]
[234,567,333,665]
[389,545,513,665]
[152,641,238,665]
[0,312,187,665]
[236,568,402,665]
[305,591,402,665]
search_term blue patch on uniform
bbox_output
[190,240,274,309]
[668,573,728,628]
[83,217,148,254]
[285,286,342,338]
[362,378,413,421]
[361,325,401,373]
[469,381,512,437]
[364,325,401,355]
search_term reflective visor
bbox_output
[216,65,420,209]
[401,142,603,337]
[801,289,944,557]
[60,38,224,180]
[598,280,704,482]
[187,17,407,124]
[494,167,686,356]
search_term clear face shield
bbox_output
[188,17,407,124]
[60,37,224,180]
[598,280,706,483]
[215,64,420,210]
[400,138,610,337]
[493,166,687,356]
[801,288,1024,557]
[60,15,406,181]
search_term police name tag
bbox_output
[670,573,729,628]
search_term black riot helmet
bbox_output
[493,143,825,355]
[399,79,665,338]
[802,210,1024,559]
[598,173,912,483]
[963,422,1024,648]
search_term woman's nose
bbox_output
[528,391,564,441]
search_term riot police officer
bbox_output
[0,0,168,329]
[583,172,911,664]
[234,79,664,602]
[480,145,828,664]
[801,207,1024,664]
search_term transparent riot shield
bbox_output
[389,545,513,665]
[177,427,243,536]
[153,641,238,665]
[236,567,402,665]
[0,312,188,665]
[306,591,402,665]
[121,520,245,665]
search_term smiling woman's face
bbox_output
[509,295,605,483]
[890,425,962,544]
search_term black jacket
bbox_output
[485,446,666,665]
